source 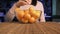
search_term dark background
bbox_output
[0,0,52,22]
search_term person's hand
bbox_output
[16,1,29,7]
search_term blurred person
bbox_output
[5,0,46,22]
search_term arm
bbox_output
[40,9,46,22]
[40,2,46,22]
[5,1,29,22]
[5,3,17,22]
[37,1,46,22]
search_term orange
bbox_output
[30,11,36,16]
[29,7,35,11]
[17,10,24,17]
[16,10,25,21]
[15,8,21,12]
[29,7,37,17]
[24,13,31,20]
[33,15,38,19]
[36,10,41,15]
[24,9,29,14]
[21,18,28,23]
[29,17,36,23]
[33,10,41,19]
[15,8,25,18]
[36,10,41,17]
[29,7,34,13]
[16,14,22,20]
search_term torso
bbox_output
[13,1,42,22]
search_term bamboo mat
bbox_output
[0,22,60,34]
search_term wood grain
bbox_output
[0,22,60,34]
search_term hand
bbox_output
[16,1,29,7]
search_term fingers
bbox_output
[20,1,28,5]
[16,1,29,7]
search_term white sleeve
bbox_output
[4,3,16,22]
[37,1,46,22]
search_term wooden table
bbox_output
[0,22,60,34]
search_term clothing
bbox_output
[5,1,46,22]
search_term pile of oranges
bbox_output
[15,7,41,23]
